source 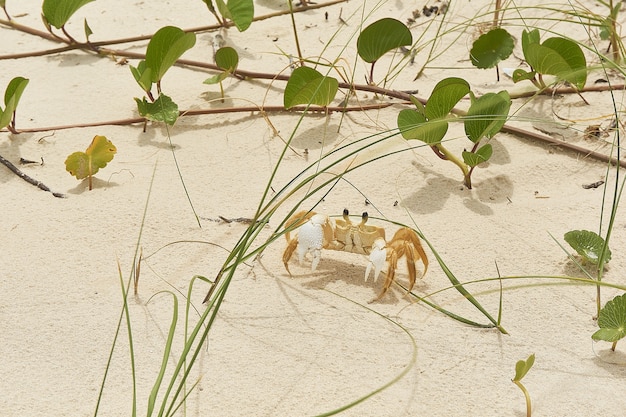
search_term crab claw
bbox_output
[297,213,326,270]
[365,237,387,282]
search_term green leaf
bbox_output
[0,76,29,130]
[84,18,93,41]
[523,34,587,89]
[397,109,448,144]
[425,77,470,120]
[214,0,254,31]
[512,68,536,83]
[470,28,514,69]
[464,91,511,143]
[201,0,217,14]
[129,60,153,93]
[521,29,540,50]
[41,0,95,29]
[357,18,412,63]
[564,229,612,265]
[462,144,493,167]
[214,46,239,72]
[65,135,117,180]
[513,354,535,382]
[225,0,254,32]
[592,293,626,343]
[0,1,6,8]
[203,72,230,85]
[145,26,196,83]
[283,66,338,109]
[135,94,179,125]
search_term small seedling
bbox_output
[397,77,511,188]
[564,229,612,265]
[513,29,587,92]
[512,353,535,417]
[130,26,196,126]
[357,18,412,85]
[203,46,240,102]
[283,66,338,109]
[592,293,626,351]
[0,76,29,134]
[65,135,117,190]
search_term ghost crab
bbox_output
[282,209,429,300]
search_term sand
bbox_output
[2,0,626,416]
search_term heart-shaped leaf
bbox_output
[521,29,540,50]
[462,144,493,167]
[522,33,587,89]
[65,135,117,189]
[592,293,626,343]
[397,109,448,144]
[464,91,511,143]
[283,66,338,109]
[470,28,514,69]
[357,18,412,63]
[426,77,470,120]
[513,354,535,382]
[135,93,179,125]
[130,60,153,94]
[145,26,196,83]
[0,76,29,130]
[42,0,95,29]
[564,229,611,265]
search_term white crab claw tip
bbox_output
[310,214,327,225]
[373,237,386,250]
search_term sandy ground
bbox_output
[2,0,626,416]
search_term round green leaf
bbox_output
[283,66,338,109]
[214,47,239,72]
[145,26,196,83]
[592,293,626,343]
[357,18,412,63]
[470,28,514,69]
[42,0,95,29]
[65,135,117,180]
[564,229,611,265]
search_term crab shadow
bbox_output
[283,256,431,304]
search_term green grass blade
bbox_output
[146,292,178,416]
[410,224,507,333]
[94,162,157,417]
